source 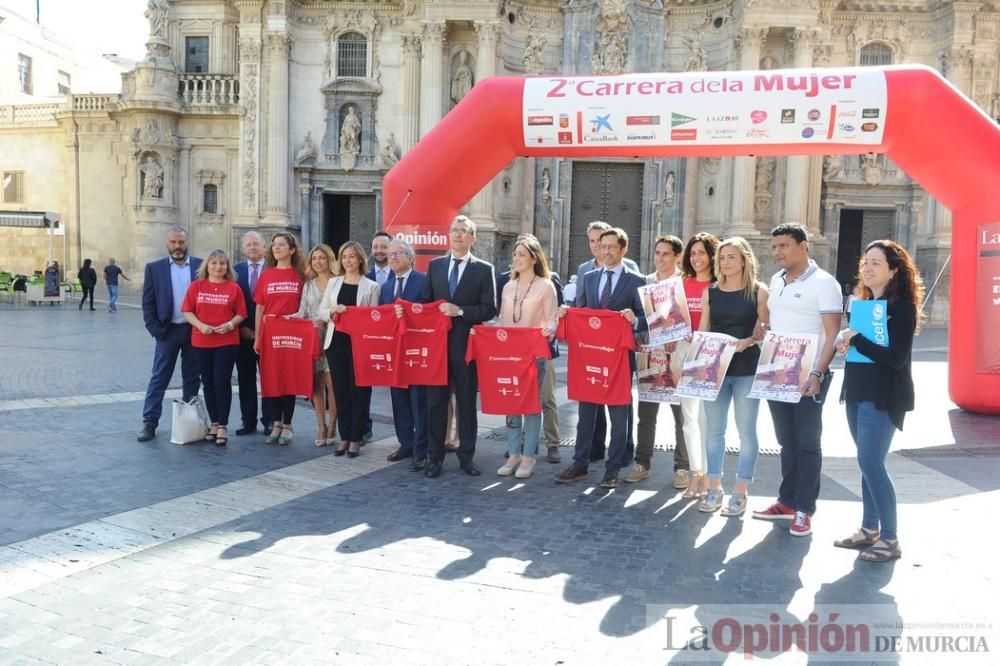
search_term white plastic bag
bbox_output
[170,396,210,444]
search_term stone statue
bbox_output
[862,153,882,186]
[664,171,676,208]
[593,0,630,74]
[682,14,709,72]
[139,156,163,199]
[540,167,551,204]
[755,157,775,195]
[379,133,400,167]
[339,106,361,156]
[145,0,169,39]
[295,131,317,165]
[522,31,548,75]
[450,50,474,104]
[823,155,843,180]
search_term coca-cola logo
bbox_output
[588,316,602,330]
[411,303,423,313]
[496,329,508,342]
[371,310,382,321]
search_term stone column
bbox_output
[783,29,816,229]
[730,28,767,235]
[419,22,446,138]
[264,33,291,224]
[299,181,312,251]
[469,21,501,225]
[401,34,422,151]
[681,158,699,239]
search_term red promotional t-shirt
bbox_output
[557,307,637,406]
[683,278,712,330]
[335,305,407,388]
[253,266,303,316]
[258,316,320,397]
[397,299,452,387]
[465,326,551,416]
[181,279,247,348]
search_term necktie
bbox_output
[449,258,462,298]
[249,262,259,293]
[395,275,404,300]
[600,269,614,308]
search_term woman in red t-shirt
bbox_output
[182,250,247,446]
[677,232,719,500]
[253,232,306,445]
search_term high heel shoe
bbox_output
[347,442,361,458]
[334,441,348,456]
[277,425,293,446]
[265,422,282,445]
[215,426,228,447]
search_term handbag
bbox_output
[170,396,210,444]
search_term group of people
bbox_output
[135,217,922,564]
[76,258,129,312]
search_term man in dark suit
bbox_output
[418,215,497,478]
[137,226,203,442]
[233,231,271,435]
[555,227,647,488]
[496,240,565,464]
[380,239,430,470]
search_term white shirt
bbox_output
[169,257,192,324]
[373,263,391,287]
[768,260,843,341]
[392,269,413,297]
[447,252,473,287]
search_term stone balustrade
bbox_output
[178,74,239,107]
[0,104,60,128]
[71,95,116,112]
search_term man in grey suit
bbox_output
[556,227,647,488]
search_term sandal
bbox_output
[721,492,748,517]
[681,474,706,500]
[265,422,282,445]
[205,423,219,442]
[858,539,901,563]
[698,488,724,512]
[278,425,293,446]
[215,426,228,447]
[834,527,880,550]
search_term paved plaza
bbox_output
[1,292,998,665]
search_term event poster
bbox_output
[846,299,888,364]
[637,343,682,403]
[675,332,738,401]
[523,69,888,149]
[748,331,819,403]
[977,222,1000,373]
[638,278,691,346]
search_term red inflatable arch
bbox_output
[383,66,1000,414]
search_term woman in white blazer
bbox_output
[318,241,380,456]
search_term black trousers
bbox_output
[327,346,371,442]
[79,286,94,309]
[426,346,478,465]
[236,337,271,429]
[193,345,238,426]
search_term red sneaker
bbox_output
[752,501,795,521]
[789,511,812,537]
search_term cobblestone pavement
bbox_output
[1,302,998,664]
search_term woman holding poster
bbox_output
[495,236,558,479]
[698,237,769,515]
[254,233,307,446]
[677,232,719,499]
[835,241,923,563]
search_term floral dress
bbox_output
[296,278,331,374]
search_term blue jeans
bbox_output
[108,284,119,310]
[506,359,546,457]
[846,401,898,540]
[142,323,201,428]
[768,395,825,515]
[193,345,238,426]
[704,375,760,483]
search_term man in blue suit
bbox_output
[380,239,430,470]
[137,226,203,442]
[233,231,271,435]
[555,227,647,488]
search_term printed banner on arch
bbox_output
[748,331,819,403]
[522,69,888,148]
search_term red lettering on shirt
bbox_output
[258,317,320,397]
[181,279,247,348]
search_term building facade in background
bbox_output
[2,0,1000,321]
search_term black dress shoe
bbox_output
[136,423,156,442]
[409,459,427,472]
[459,461,482,476]
[600,470,620,489]
[387,448,413,462]
[424,461,442,478]
[235,424,256,436]
[554,464,589,483]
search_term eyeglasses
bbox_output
[387,251,405,258]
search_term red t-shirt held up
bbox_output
[396,299,452,387]
[557,307,637,406]
[335,305,407,388]
[253,266,303,316]
[465,326,551,416]
[258,316,321,397]
[181,279,247,348]
[683,277,712,331]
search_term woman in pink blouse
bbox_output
[496,235,558,479]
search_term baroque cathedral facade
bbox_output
[3,0,1000,321]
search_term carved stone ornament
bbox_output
[379,133,400,168]
[862,154,882,187]
[139,154,164,200]
[701,157,721,177]
[295,131,317,165]
[522,24,548,75]
[450,49,475,105]
[664,171,676,208]
[681,13,710,72]
[593,0,631,75]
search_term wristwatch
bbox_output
[809,370,823,380]
[457,308,465,317]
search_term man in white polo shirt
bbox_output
[752,223,843,537]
